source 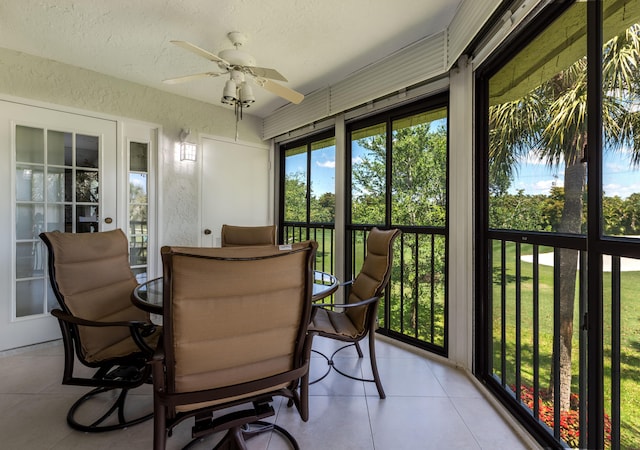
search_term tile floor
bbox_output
[0,335,538,449]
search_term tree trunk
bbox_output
[551,158,585,411]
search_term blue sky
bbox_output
[288,141,640,199]
[284,146,336,196]
[510,147,640,198]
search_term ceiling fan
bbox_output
[163,32,304,109]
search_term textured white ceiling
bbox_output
[0,0,463,118]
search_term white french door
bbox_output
[0,100,117,351]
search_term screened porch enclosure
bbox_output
[280,98,449,357]
[479,1,640,448]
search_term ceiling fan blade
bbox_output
[258,79,304,104]
[245,66,288,82]
[170,40,230,66]
[162,72,222,84]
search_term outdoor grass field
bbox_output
[492,241,640,448]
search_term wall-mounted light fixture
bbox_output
[179,128,197,161]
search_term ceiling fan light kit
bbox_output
[164,31,304,124]
[222,79,237,103]
[239,82,255,106]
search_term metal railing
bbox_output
[284,222,447,354]
[484,235,638,449]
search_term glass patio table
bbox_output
[132,270,339,316]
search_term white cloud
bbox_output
[352,156,363,164]
[316,160,335,168]
[517,148,546,165]
[603,182,640,198]
[533,179,557,191]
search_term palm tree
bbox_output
[489,24,640,411]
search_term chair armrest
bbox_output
[51,309,158,355]
[51,309,149,328]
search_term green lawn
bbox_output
[491,241,640,448]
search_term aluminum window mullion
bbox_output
[553,250,561,441]
[501,240,507,386]
[611,255,621,449]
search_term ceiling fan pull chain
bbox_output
[235,103,240,141]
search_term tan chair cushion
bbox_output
[43,229,154,362]
[162,242,314,412]
[311,307,361,339]
[220,224,276,247]
[345,228,398,331]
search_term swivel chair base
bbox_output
[184,401,300,450]
[67,386,153,432]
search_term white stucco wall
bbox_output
[0,47,266,248]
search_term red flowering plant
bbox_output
[512,384,611,449]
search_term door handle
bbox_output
[104,217,113,224]
[204,229,212,235]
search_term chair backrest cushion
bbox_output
[220,224,276,247]
[346,228,400,332]
[41,229,146,361]
[161,241,316,409]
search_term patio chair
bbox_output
[40,229,161,432]
[309,227,400,399]
[220,224,277,246]
[152,240,317,449]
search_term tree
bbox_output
[284,171,307,222]
[311,192,335,223]
[352,121,448,337]
[489,25,640,410]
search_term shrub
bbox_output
[513,384,612,448]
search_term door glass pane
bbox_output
[391,108,447,227]
[16,165,44,201]
[46,167,70,202]
[76,170,99,202]
[76,205,98,233]
[283,145,307,222]
[130,142,148,172]
[15,126,44,163]
[16,241,44,278]
[351,123,386,225]
[601,16,640,237]
[486,3,589,447]
[310,137,336,223]
[47,130,72,166]
[16,279,44,317]
[601,3,640,448]
[76,134,99,168]
[488,4,587,235]
[129,141,148,282]
[129,173,147,203]
[46,204,71,232]
[14,121,108,325]
[16,204,44,240]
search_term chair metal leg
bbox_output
[367,329,386,399]
[309,349,332,385]
[311,335,386,399]
[67,386,153,432]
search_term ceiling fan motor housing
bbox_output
[218,49,256,68]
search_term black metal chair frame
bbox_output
[41,231,158,433]
[153,243,317,449]
[310,281,386,397]
[310,227,400,399]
